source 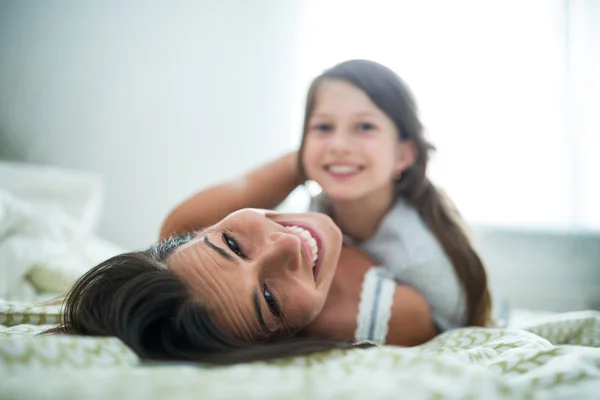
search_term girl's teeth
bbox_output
[328,165,360,174]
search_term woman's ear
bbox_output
[395,139,417,176]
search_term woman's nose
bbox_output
[258,231,302,274]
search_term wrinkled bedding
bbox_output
[1,300,599,400]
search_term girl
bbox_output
[161,59,493,342]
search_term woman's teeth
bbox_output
[287,226,318,267]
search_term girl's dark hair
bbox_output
[45,232,368,365]
[298,59,491,326]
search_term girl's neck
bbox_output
[330,183,396,242]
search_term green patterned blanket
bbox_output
[1,300,599,399]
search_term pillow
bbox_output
[0,161,111,300]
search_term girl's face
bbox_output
[302,80,415,202]
[168,209,342,341]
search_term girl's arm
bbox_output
[160,151,302,240]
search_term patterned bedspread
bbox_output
[1,300,599,399]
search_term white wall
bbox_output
[0,0,304,248]
[473,228,600,312]
[0,1,598,312]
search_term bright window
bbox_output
[291,0,599,231]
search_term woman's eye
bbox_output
[222,232,245,258]
[263,284,282,318]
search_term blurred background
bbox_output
[0,0,598,311]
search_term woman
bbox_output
[49,208,435,365]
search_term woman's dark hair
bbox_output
[45,232,367,365]
[298,59,492,326]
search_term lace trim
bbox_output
[354,267,396,344]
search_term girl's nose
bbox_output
[327,130,352,155]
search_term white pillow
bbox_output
[0,161,113,300]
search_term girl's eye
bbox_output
[312,123,333,133]
[222,232,246,258]
[358,122,375,131]
[263,284,282,318]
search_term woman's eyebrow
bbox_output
[203,235,237,263]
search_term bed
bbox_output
[1,302,599,399]
[1,162,599,399]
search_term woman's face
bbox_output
[168,209,343,342]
